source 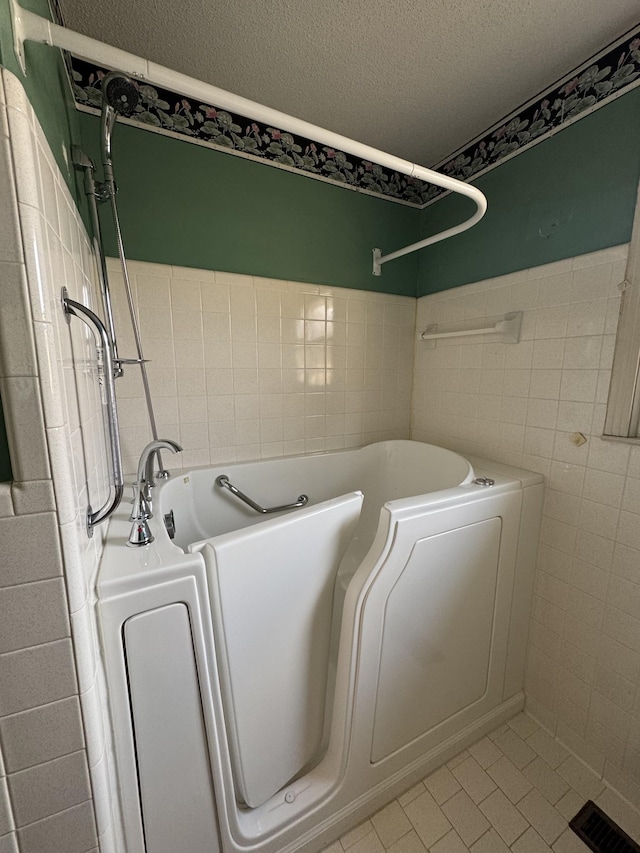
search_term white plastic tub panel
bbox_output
[198,492,363,808]
[371,518,501,762]
[123,604,220,853]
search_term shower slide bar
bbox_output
[72,145,123,377]
[61,287,124,535]
[216,474,309,514]
[10,0,487,276]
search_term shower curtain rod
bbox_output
[10,0,487,275]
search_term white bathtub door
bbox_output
[371,517,501,762]
[198,492,362,808]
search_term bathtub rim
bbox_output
[97,442,543,601]
[159,438,476,552]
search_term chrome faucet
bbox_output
[127,439,182,547]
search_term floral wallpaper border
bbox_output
[68,23,640,209]
[428,24,640,204]
[68,56,430,207]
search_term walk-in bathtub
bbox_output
[98,440,543,853]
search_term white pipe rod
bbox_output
[11,0,487,276]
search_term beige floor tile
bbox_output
[430,829,469,853]
[523,758,570,805]
[469,828,510,853]
[342,819,374,849]
[447,751,470,771]
[441,791,490,847]
[555,789,585,822]
[516,790,567,846]
[424,766,462,806]
[467,737,503,770]
[488,723,509,742]
[487,756,533,804]
[511,827,553,853]
[451,757,496,805]
[551,828,590,852]
[386,830,427,853]
[371,800,412,848]
[324,843,342,853]
[398,782,426,808]
[358,719,638,853]
[494,730,536,769]
[508,713,540,740]
[347,830,385,853]
[556,757,604,801]
[404,790,452,849]
[525,729,569,770]
[477,788,528,845]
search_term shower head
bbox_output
[103,73,139,117]
[100,73,139,172]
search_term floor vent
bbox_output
[570,800,640,852]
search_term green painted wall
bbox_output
[0,0,85,203]
[78,112,419,296]
[418,86,640,295]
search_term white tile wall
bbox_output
[108,259,416,474]
[411,247,640,805]
[0,69,123,853]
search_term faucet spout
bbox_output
[137,438,182,490]
[127,439,182,548]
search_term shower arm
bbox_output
[10,0,488,274]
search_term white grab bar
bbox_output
[10,0,487,276]
[420,312,523,345]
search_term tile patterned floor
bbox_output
[325,714,640,853]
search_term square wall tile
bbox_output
[0,639,77,716]
[0,697,84,773]
[0,513,62,588]
[0,578,70,654]
[8,750,91,827]
[0,377,50,481]
[17,800,96,853]
[0,262,36,378]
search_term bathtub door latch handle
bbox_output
[216,475,308,514]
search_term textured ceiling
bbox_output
[57,0,640,166]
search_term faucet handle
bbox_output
[127,516,154,547]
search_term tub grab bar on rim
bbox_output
[62,287,124,536]
[216,475,308,514]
